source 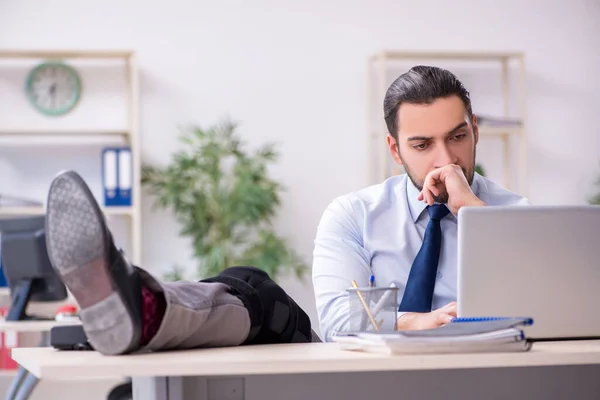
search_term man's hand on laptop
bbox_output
[396,301,457,330]
[418,164,485,214]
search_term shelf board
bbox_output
[478,125,522,136]
[370,51,524,61]
[0,50,133,59]
[0,136,129,147]
[369,126,522,139]
[0,130,130,146]
[0,129,130,136]
[0,206,134,217]
[0,318,81,333]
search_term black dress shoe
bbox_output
[45,170,143,355]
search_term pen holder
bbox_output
[347,286,399,333]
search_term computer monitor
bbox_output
[0,215,68,321]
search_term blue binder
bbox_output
[0,247,7,288]
[102,147,132,207]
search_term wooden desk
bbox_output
[0,317,80,377]
[0,319,122,400]
[12,341,600,400]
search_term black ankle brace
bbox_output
[200,266,313,344]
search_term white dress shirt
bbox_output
[312,173,529,341]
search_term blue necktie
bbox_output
[399,204,450,312]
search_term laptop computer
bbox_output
[457,205,600,341]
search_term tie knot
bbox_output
[427,204,450,221]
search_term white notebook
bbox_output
[332,318,533,354]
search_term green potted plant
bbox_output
[475,163,486,176]
[590,174,600,205]
[141,120,307,282]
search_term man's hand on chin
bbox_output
[418,164,486,215]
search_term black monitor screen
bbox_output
[0,215,68,320]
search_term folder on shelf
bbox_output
[102,147,132,207]
[118,148,132,205]
[332,317,533,355]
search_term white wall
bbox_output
[0,0,599,341]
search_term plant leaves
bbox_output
[141,119,308,281]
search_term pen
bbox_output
[368,275,375,288]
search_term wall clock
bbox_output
[25,61,82,116]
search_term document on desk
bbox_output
[332,318,533,355]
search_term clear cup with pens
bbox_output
[347,280,399,333]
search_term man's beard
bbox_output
[401,157,475,204]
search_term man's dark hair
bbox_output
[383,65,473,141]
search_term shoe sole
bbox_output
[45,170,137,355]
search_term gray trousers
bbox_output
[137,269,252,351]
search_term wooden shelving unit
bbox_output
[367,50,528,196]
[0,49,143,266]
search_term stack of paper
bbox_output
[332,318,533,355]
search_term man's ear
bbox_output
[387,134,403,166]
[472,114,479,145]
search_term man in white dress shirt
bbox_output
[312,65,529,341]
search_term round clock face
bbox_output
[25,61,82,116]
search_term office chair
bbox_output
[107,381,132,400]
